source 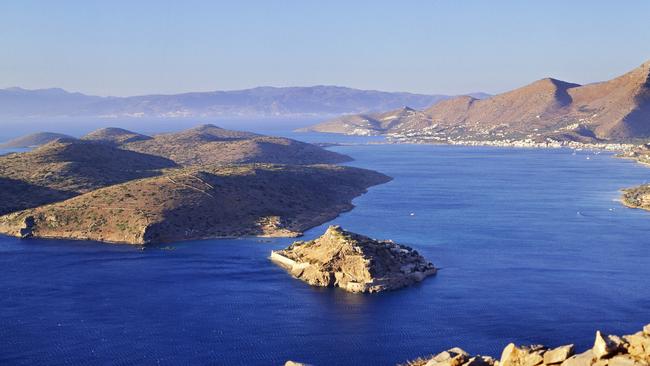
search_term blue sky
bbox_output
[1,0,649,96]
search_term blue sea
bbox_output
[2,126,650,365]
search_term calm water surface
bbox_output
[2,144,650,365]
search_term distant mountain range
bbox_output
[302,61,650,142]
[0,86,488,119]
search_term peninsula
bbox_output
[0,125,391,244]
[271,225,436,293]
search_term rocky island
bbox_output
[400,323,650,366]
[271,225,436,293]
[0,125,391,244]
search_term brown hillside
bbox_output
[124,124,352,165]
[0,177,75,216]
[569,61,650,138]
[304,61,650,141]
[458,78,580,130]
[81,127,152,145]
[0,139,177,214]
[0,164,391,244]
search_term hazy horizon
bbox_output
[1,84,487,99]
[2,1,649,97]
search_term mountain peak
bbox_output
[530,77,581,90]
[192,123,221,130]
[182,124,258,139]
[640,59,650,69]
[87,127,138,135]
[0,132,75,149]
[637,60,650,83]
[302,59,650,141]
[82,127,151,145]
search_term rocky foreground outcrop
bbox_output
[401,324,650,366]
[271,226,436,293]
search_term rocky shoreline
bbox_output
[282,324,650,366]
[399,323,650,366]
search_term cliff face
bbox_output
[0,166,390,244]
[303,61,650,142]
[401,324,650,366]
[271,226,436,293]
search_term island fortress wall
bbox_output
[271,249,371,292]
[270,251,305,270]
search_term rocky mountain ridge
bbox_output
[303,61,650,143]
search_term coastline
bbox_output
[4,136,650,365]
[320,133,650,221]
[309,132,638,151]
[384,135,636,152]
[0,177,388,245]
